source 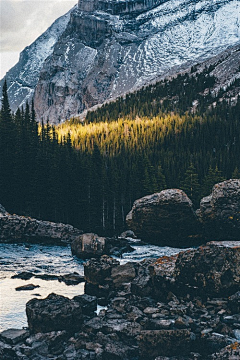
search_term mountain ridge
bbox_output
[1,0,240,122]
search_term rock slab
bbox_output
[0,205,83,244]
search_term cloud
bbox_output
[0,0,77,52]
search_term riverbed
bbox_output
[0,241,187,331]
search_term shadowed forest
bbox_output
[0,67,239,234]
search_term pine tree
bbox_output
[1,79,12,122]
[201,166,225,197]
[180,163,200,206]
[0,79,15,210]
[232,167,240,179]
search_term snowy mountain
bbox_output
[2,0,240,122]
[0,6,75,113]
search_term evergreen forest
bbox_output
[0,66,240,235]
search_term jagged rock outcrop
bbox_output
[198,179,240,240]
[33,0,240,122]
[0,205,83,244]
[126,189,201,246]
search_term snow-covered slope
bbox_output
[2,1,240,122]
[0,6,75,112]
[34,0,240,122]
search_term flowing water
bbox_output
[0,241,186,331]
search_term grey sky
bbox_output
[0,0,77,78]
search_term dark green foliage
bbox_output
[232,167,240,179]
[201,166,225,198]
[0,73,240,235]
[180,164,200,206]
[0,79,15,209]
[85,67,217,124]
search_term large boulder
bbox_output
[126,189,201,246]
[198,179,240,240]
[26,293,83,333]
[174,241,240,297]
[71,233,105,259]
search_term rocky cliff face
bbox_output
[2,0,239,122]
[0,7,75,113]
[34,0,240,122]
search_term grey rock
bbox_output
[111,262,137,288]
[71,232,106,259]
[11,272,34,280]
[131,262,153,297]
[202,332,237,355]
[59,272,85,285]
[0,210,83,244]
[210,343,240,359]
[73,294,97,316]
[138,329,193,358]
[126,189,200,246]
[0,340,18,360]
[143,307,160,315]
[198,179,240,240]
[26,293,83,333]
[84,255,119,286]
[0,329,29,345]
[15,284,40,291]
[174,242,240,297]
[233,330,240,341]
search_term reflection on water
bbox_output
[0,243,85,331]
[0,241,188,331]
[0,276,85,331]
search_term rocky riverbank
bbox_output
[1,179,240,251]
[1,241,239,360]
[0,179,240,359]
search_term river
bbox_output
[0,241,186,331]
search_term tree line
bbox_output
[0,71,240,235]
